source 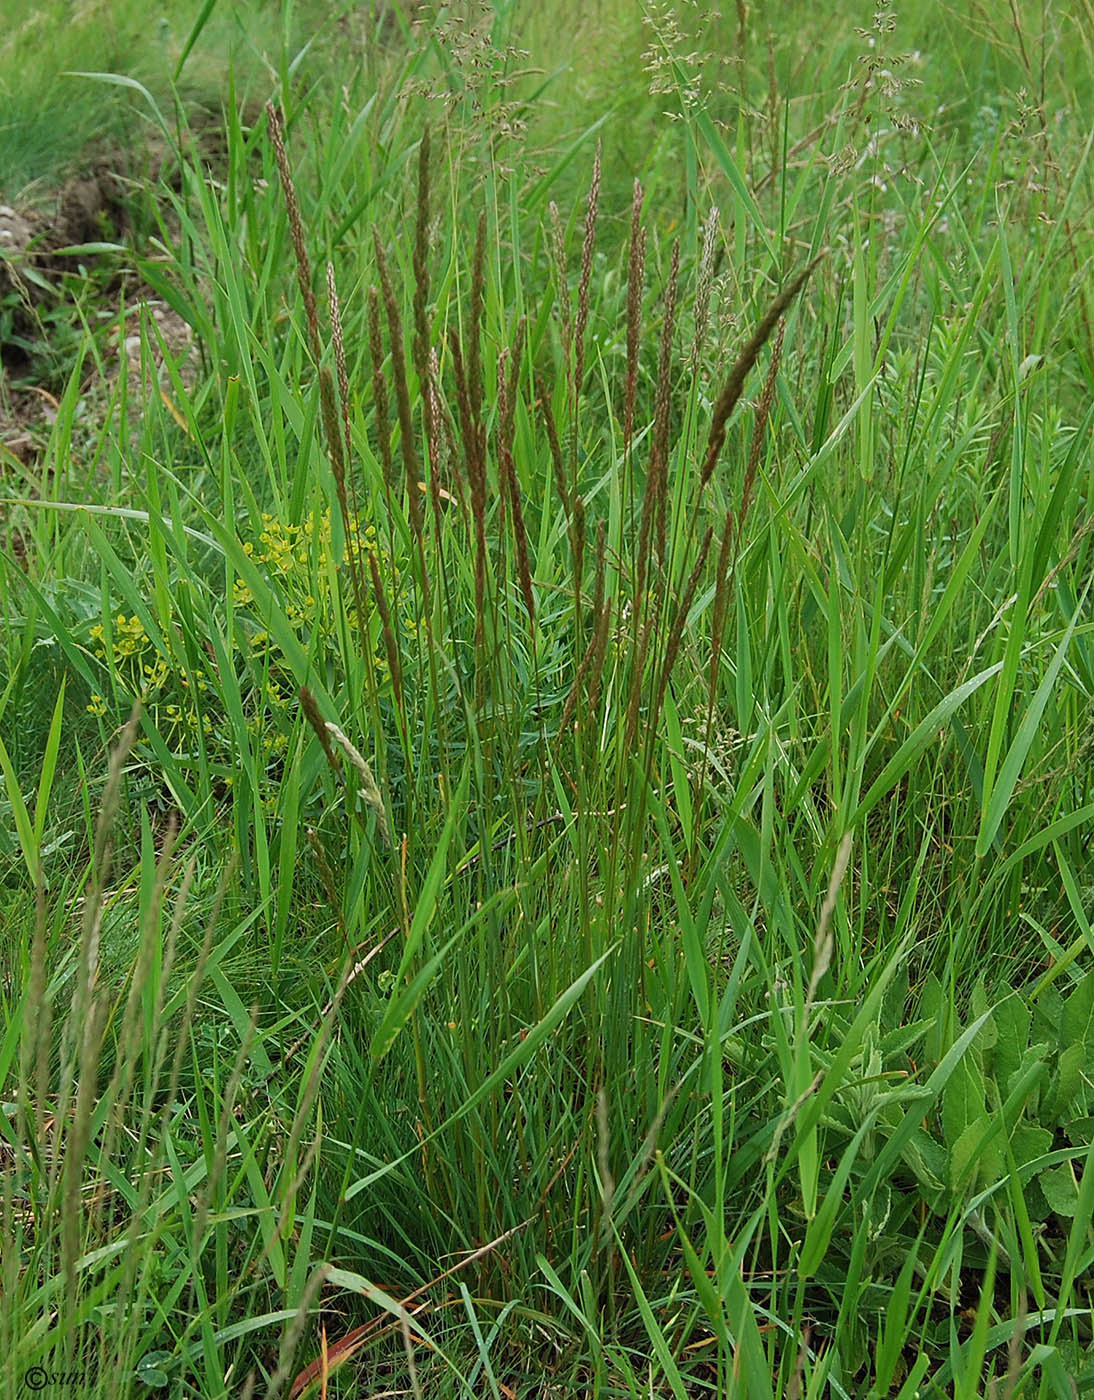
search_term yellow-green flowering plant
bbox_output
[84,505,408,802]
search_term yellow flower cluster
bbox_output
[87,614,172,710]
[236,506,403,689]
[84,505,407,802]
[91,613,145,658]
[86,608,217,759]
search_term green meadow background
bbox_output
[2,2,1093,1396]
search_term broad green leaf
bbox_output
[949,1115,1003,1194]
[1050,1041,1086,1121]
[1040,1165,1080,1218]
[1009,1124,1053,1171]
[1061,974,1094,1071]
[900,1127,947,1194]
[943,1053,987,1148]
[992,994,1031,1090]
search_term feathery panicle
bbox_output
[367,285,394,484]
[505,455,536,628]
[266,102,321,364]
[454,328,488,661]
[652,240,680,562]
[325,721,391,848]
[453,213,488,496]
[496,345,511,492]
[321,363,369,640]
[64,701,141,1101]
[367,549,405,716]
[538,377,570,519]
[306,826,349,946]
[412,126,432,393]
[91,702,141,889]
[327,263,353,471]
[635,241,681,604]
[299,686,342,773]
[624,179,647,455]
[373,228,423,540]
[590,519,607,636]
[502,316,525,451]
[558,522,607,738]
[708,508,736,705]
[573,141,602,406]
[690,206,720,374]
[58,703,141,1298]
[651,526,714,734]
[319,365,346,492]
[425,346,446,531]
[577,142,602,403]
[571,492,586,631]
[449,335,477,495]
[549,201,572,367]
[700,254,823,489]
[497,335,534,626]
[452,335,488,643]
[806,833,854,1016]
[63,998,106,1309]
[468,209,487,432]
[741,316,785,534]
[568,147,603,508]
[585,590,613,721]
[411,129,438,522]
[622,612,655,756]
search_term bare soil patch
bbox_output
[1,161,198,469]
